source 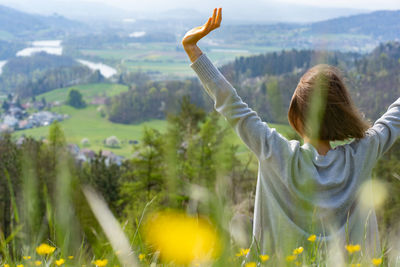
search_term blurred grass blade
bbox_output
[4,169,19,223]
[83,186,139,267]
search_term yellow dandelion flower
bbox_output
[138,254,145,261]
[143,211,221,265]
[372,258,383,266]
[36,243,56,255]
[286,255,297,262]
[245,262,256,267]
[308,235,316,242]
[293,247,304,255]
[350,264,361,267]
[35,261,42,266]
[55,258,65,266]
[345,244,361,254]
[236,248,250,257]
[68,256,74,260]
[23,256,31,260]
[17,264,24,267]
[259,254,269,262]
[4,264,10,267]
[93,259,108,267]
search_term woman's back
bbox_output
[181,9,400,260]
[190,53,400,257]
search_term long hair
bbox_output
[288,64,369,141]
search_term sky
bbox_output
[0,0,399,23]
[83,0,400,12]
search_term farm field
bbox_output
[17,81,295,159]
[15,105,168,158]
[38,83,129,103]
[79,42,279,78]
[16,102,294,158]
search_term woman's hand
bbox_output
[182,8,222,63]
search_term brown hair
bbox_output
[288,64,369,141]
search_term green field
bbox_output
[17,82,295,158]
[80,42,276,78]
[16,101,293,158]
[38,83,129,103]
[16,105,168,158]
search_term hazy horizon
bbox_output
[0,0,399,23]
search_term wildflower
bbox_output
[35,261,42,266]
[293,247,304,255]
[236,248,250,257]
[143,211,221,265]
[23,256,31,260]
[245,262,256,267]
[138,254,145,261]
[350,264,361,267]
[259,254,269,262]
[286,255,297,262]
[36,243,56,255]
[17,265,24,267]
[307,235,316,242]
[345,244,361,254]
[372,258,383,265]
[93,259,108,267]
[55,259,65,266]
[4,264,10,267]
[68,256,74,260]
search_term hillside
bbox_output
[310,10,400,39]
[0,4,85,40]
[215,10,400,52]
[219,42,400,123]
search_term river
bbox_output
[0,40,117,79]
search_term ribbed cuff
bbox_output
[190,54,223,84]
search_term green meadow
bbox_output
[38,83,129,103]
[79,42,276,78]
[16,105,168,158]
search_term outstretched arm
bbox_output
[182,8,294,160]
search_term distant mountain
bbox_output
[0,4,86,40]
[0,0,368,24]
[310,10,400,40]
[214,9,400,52]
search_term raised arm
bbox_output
[364,97,400,159]
[182,8,294,160]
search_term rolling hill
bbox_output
[0,4,86,40]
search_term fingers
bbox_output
[201,8,222,37]
[203,17,213,33]
[216,8,222,27]
[209,8,222,31]
[212,8,217,25]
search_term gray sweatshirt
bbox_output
[191,53,400,257]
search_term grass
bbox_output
[79,42,281,78]
[15,105,168,158]
[37,83,129,103]
[15,103,293,159]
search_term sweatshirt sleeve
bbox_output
[191,53,294,160]
[365,97,400,159]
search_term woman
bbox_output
[182,8,400,260]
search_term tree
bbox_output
[66,89,86,109]
[105,136,120,148]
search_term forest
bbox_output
[105,42,400,125]
[0,53,104,97]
